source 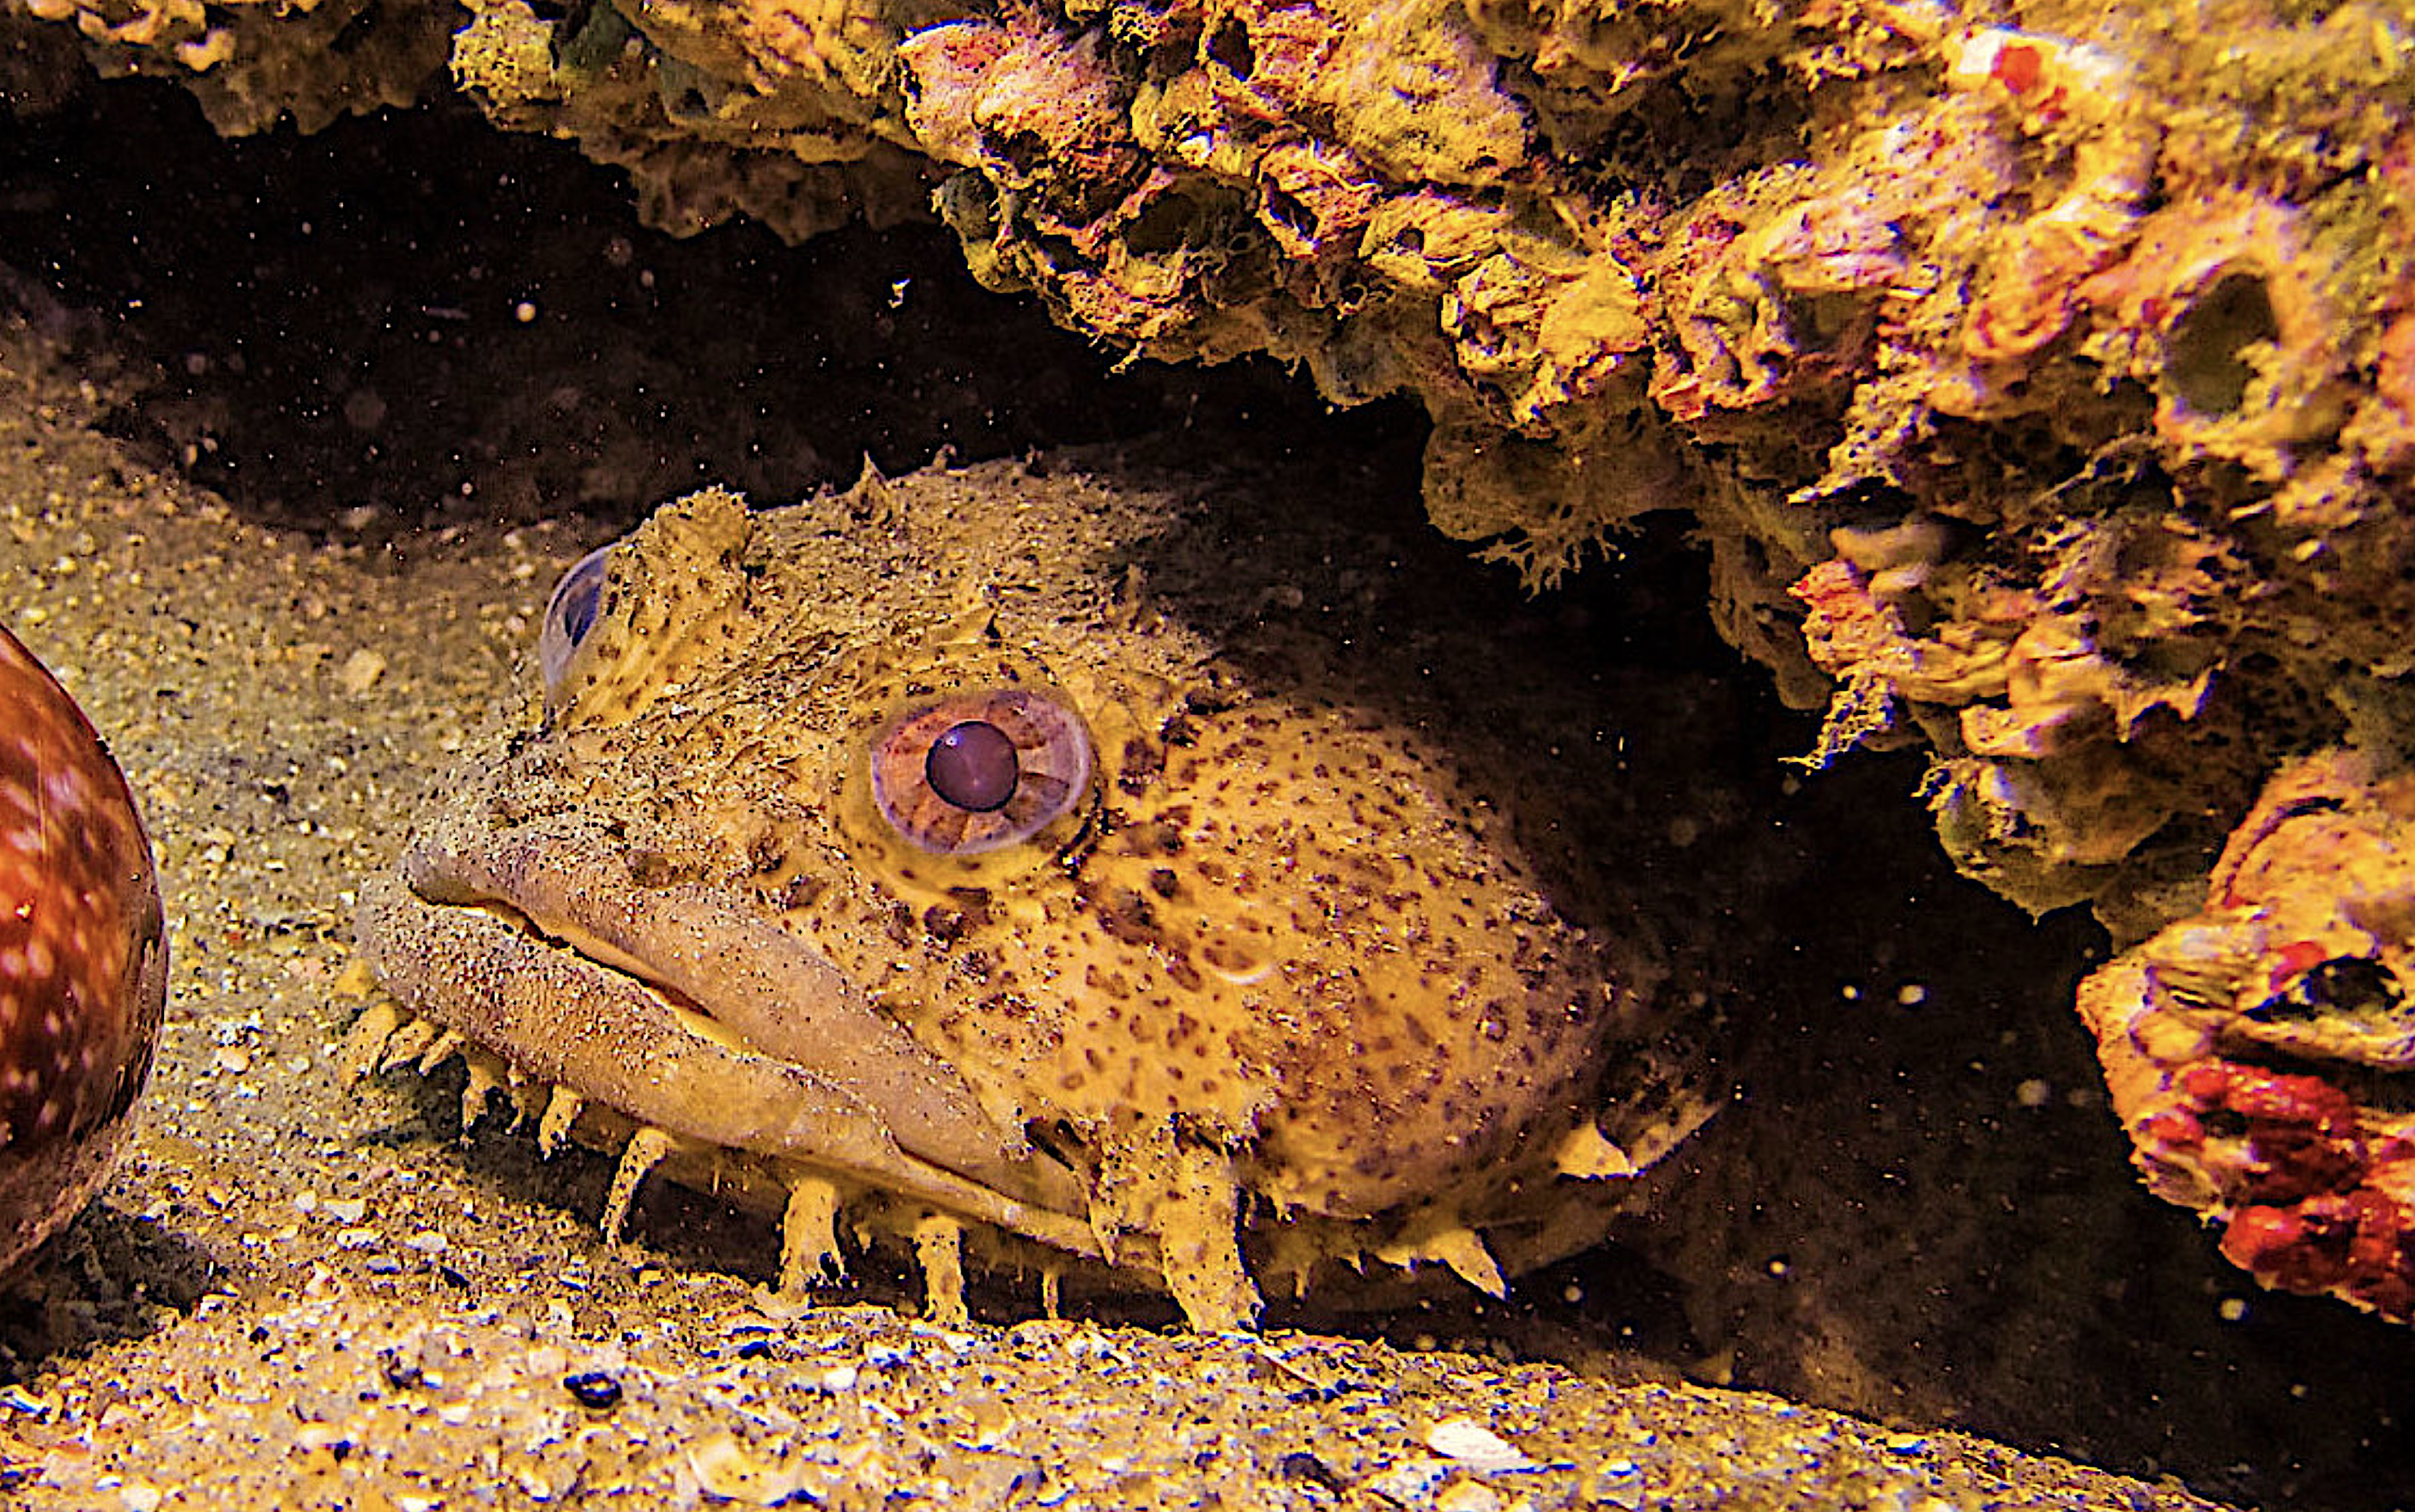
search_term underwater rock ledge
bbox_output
[14,0,2415,1320]
[13,0,2413,926]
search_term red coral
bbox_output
[2126,1058,2415,1318]
[2079,751,2415,1321]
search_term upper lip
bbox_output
[383,810,1099,1249]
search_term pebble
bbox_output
[338,647,387,695]
[1428,1415,1534,1473]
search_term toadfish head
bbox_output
[354,458,1714,1328]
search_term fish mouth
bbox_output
[354,813,1098,1255]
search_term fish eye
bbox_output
[870,687,1092,855]
[538,544,614,698]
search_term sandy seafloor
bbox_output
[1,93,2414,1512]
[0,315,2239,1512]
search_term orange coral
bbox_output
[2078,184,2354,476]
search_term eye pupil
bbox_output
[926,720,1020,813]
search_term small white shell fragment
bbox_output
[338,647,387,695]
[815,1364,860,1392]
[1425,1416,1534,1473]
[116,1483,165,1512]
[1364,1458,1452,1504]
[687,1430,813,1505]
[1436,1483,1504,1512]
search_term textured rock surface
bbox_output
[2079,749,2415,1324]
[15,0,2415,1337]
[0,302,2306,1512]
[14,0,2412,928]
[2,0,447,133]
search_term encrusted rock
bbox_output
[19,0,2415,1317]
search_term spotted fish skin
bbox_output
[355,456,1717,1327]
[0,624,166,1277]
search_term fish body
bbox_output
[356,457,1715,1326]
